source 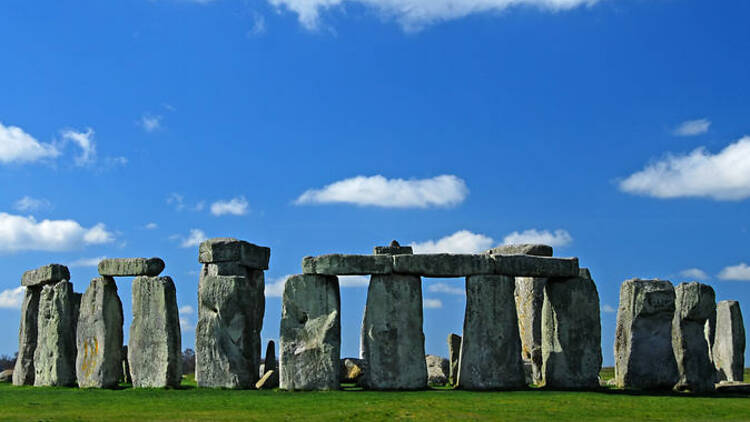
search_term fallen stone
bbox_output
[392,254,495,277]
[713,300,745,382]
[493,255,579,278]
[614,279,678,390]
[485,244,553,256]
[13,286,41,386]
[34,280,78,387]
[21,264,70,287]
[340,358,365,383]
[715,381,750,394]
[76,277,124,388]
[541,276,602,389]
[98,258,165,277]
[256,370,276,389]
[374,240,413,255]
[129,276,182,388]
[279,274,341,391]
[447,333,461,385]
[514,277,546,385]
[426,355,450,386]
[302,254,392,276]
[457,275,525,390]
[672,282,716,393]
[198,238,270,270]
[0,369,12,383]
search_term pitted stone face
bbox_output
[485,244,553,257]
[98,258,165,277]
[675,282,716,322]
[635,282,677,317]
[672,281,716,393]
[303,254,393,275]
[21,264,70,287]
[198,237,270,270]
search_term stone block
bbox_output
[98,258,165,277]
[34,280,78,387]
[493,255,579,278]
[12,286,41,386]
[302,254,392,276]
[713,300,745,382]
[672,282,716,393]
[391,254,495,277]
[198,238,270,270]
[486,244,553,256]
[21,264,70,287]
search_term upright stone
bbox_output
[76,277,124,388]
[279,274,341,391]
[713,300,745,382]
[129,276,182,388]
[264,340,277,373]
[672,282,716,393]
[34,280,78,386]
[447,333,461,385]
[541,276,602,389]
[614,279,678,389]
[457,275,525,390]
[121,346,131,384]
[12,286,41,386]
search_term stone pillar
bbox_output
[279,274,341,391]
[457,274,525,390]
[129,276,182,388]
[12,287,41,386]
[34,280,78,387]
[447,333,461,385]
[713,300,745,382]
[76,276,124,388]
[672,282,716,392]
[614,279,678,390]
[541,275,602,389]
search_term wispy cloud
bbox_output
[180,228,207,248]
[410,230,493,254]
[601,304,616,313]
[502,229,573,248]
[210,196,249,216]
[0,121,60,164]
[339,275,369,287]
[166,193,185,211]
[0,212,114,252]
[673,118,710,137]
[718,263,750,281]
[247,12,267,36]
[145,222,158,230]
[679,268,709,281]
[179,305,195,315]
[61,128,96,166]
[139,114,163,132]
[69,256,106,267]
[13,196,52,213]
[265,275,291,298]
[423,298,443,309]
[427,282,465,295]
[0,287,25,309]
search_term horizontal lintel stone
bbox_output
[98,258,165,277]
[492,254,579,278]
[485,244,553,257]
[198,237,270,270]
[392,254,496,277]
[21,264,70,287]
[302,254,392,276]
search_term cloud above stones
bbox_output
[679,268,709,281]
[427,282,465,295]
[423,298,443,309]
[410,230,493,254]
[718,263,750,281]
[0,121,60,164]
[211,196,249,216]
[0,212,114,253]
[502,229,573,248]
[295,175,468,208]
[0,287,25,309]
[601,304,616,313]
[673,118,711,137]
[69,256,106,267]
[179,228,207,248]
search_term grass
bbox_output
[1,371,749,421]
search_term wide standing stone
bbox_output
[457,275,525,390]
[34,280,78,387]
[672,282,716,393]
[76,277,124,388]
[129,276,182,388]
[447,333,461,385]
[12,286,41,386]
[541,276,602,389]
[199,238,270,270]
[515,277,546,385]
[279,274,341,391]
[302,254,393,276]
[614,279,678,390]
[98,258,165,277]
[713,300,745,382]
[21,264,70,287]
[361,274,427,390]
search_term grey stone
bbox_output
[98,258,165,277]
[340,358,366,383]
[713,300,745,382]
[13,286,40,386]
[121,346,131,384]
[198,237,270,270]
[672,282,716,393]
[447,333,461,385]
[196,272,264,389]
[614,279,678,390]
[128,276,182,388]
[0,369,12,383]
[492,255,580,278]
[34,280,78,387]
[514,277,546,385]
[21,264,70,287]
[579,268,592,279]
[457,275,525,390]
[203,261,248,277]
[392,254,495,277]
[264,340,277,373]
[541,276,602,389]
[302,254,392,276]
[361,274,427,390]
[426,355,449,385]
[76,277,124,388]
[374,240,413,256]
[486,244,553,257]
[279,274,341,391]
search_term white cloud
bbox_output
[0,213,114,252]
[167,193,185,211]
[139,114,162,132]
[502,229,573,248]
[265,275,292,297]
[180,228,207,248]
[248,12,267,36]
[61,128,96,166]
[679,268,709,281]
[601,304,616,313]
[427,282,465,295]
[410,230,493,254]
[718,263,750,281]
[69,256,106,267]
[145,222,158,230]
[13,196,52,213]
[423,298,443,309]
[179,305,195,315]
[340,275,369,287]
[673,118,710,137]
[193,201,206,212]
[0,121,60,164]
[180,317,195,332]
[210,196,249,216]
[0,287,25,309]
[619,137,750,201]
[295,175,468,208]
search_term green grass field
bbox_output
[1,370,749,422]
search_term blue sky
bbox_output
[1,0,750,367]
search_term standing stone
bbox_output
[121,346,131,384]
[279,274,341,391]
[447,333,461,385]
[13,286,41,386]
[457,275,525,390]
[76,277,124,388]
[672,282,716,393]
[129,276,182,388]
[264,340,277,373]
[34,280,78,386]
[614,279,678,390]
[514,277,547,385]
[426,355,450,385]
[541,276,602,389]
[713,300,745,382]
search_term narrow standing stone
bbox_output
[34,280,78,387]
[672,282,716,393]
[447,333,461,386]
[12,286,41,386]
[262,340,279,388]
[713,300,745,382]
[514,277,546,385]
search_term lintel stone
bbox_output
[198,237,270,270]
[492,255,579,278]
[302,254,392,276]
[21,264,70,287]
[391,254,495,277]
[98,258,165,277]
[485,244,553,257]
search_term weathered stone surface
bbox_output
[21,264,70,287]
[426,355,449,385]
[196,272,264,389]
[0,369,12,383]
[256,370,276,389]
[672,282,716,393]
[486,244,553,257]
[13,286,40,386]
[121,346,131,384]
[361,274,427,390]
[392,254,495,277]
[279,274,341,391]
[447,333,461,385]
[198,238,270,270]
[129,276,182,388]
[541,276,602,389]
[203,262,248,276]
[34,280,78,387]
[302,254,392,276]
[579,268,592,279]
[457,275,525,390]
[374,240,413,256]
[614,279,678,390]
[493,255,579,278]
[514,277,546,385]
[713,300,745,382]
[76,277,124,388]
[340,358,365,383]
[98,258,165,277]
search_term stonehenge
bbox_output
[13,284,42,386]
[713,300,745,382]
[672,282,716,393]
[35,280,79,386]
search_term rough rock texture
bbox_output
[98,258,165,277]
[13,286,41,386]
[279,274,341,391]
[121,346,131,384]
[426,355,450,385]
[541,276,602,389]
[713,300,745,382]
[457,275,525,390]
[0,369,12,383]
[486,244,553,257]
[302,254,393,276]
[392,254,495,277]
[196,272,264,389]
[76,277,124,388]
[447,333,461,385]
[373,240,413,256]
[672,282,716,393]
[22,264,70,287]
[34,280,78,387]
[579,268,592,280]
[361,274,427,390]
[340,358,366,383]
[198,238,270,270]
[514,277,546,385]
[492,255,579,278]
[129,276,182,388]
[614,279,678,390]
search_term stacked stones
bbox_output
[195,238,269,389]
